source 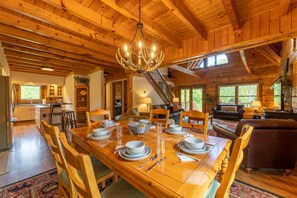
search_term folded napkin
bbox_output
[114,145,124,153]
[176,153,196,162]
[150,125,156,129]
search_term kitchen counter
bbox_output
[35,104,50,108]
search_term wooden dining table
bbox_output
[70,121,231,198]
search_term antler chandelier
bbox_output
[116,0,165,74]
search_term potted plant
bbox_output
[74,76,90,85]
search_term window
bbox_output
[21,85,41,100]
[273,83,281,105]
[197,54,228,68]
[180,87,204,111]
[219,84,258,106]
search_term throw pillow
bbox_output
[221,106,237,112]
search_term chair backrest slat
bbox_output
[180,110,209,135]
[215,125,253,198]
[86,109,111,126]
[149,108,170,127]
[59,133,101,198]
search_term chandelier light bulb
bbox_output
[152,45,156,52]
[138,41,143,48]
[123,44,128,51]
[151,52,155,58]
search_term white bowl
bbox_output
[125,141,145,155]
[169,124,182,132]
[184,137,204,150]
[92,128,108,137]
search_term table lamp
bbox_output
[143,97,152,112]
[274,102,279,109]
[251,100,262,114]
[173,97,179,107]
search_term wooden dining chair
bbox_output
[41,121,115,196]
[205,125,254,198]
[59,132,146,198]
[86,109,111,126]
[41,120,74,198]
[180,110,209,135]
[149,108,170,128]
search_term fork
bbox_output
[139,154,158,168]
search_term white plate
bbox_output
[119,146,152,161]
[177,141,212,154]
[87,132,112,140]
[165,128,185,135]
[121,146,150,158]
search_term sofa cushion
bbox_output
[216,110,239,116]
[221,106,237,112]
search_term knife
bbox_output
[145,156,166,172]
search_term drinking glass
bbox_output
[156,122,163,134]
[116,125,123,146]
[156,134,166,155]
[104,119,109,128]
[160,136,166,155]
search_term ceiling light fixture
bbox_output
[115,0,165,74]
[41,66,54,71]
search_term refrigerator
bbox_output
[0,76,15,150]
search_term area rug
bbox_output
[0,169,283,198]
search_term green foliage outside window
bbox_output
[21,85,40,99]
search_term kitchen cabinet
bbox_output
[14,105,35,121]
[47,85,63,97]
[35,105,51,130]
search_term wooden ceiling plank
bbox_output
[0,0,122,47]
[0,10,116,57]
[221,0,241,31]
[9,66,70,76]
[1,43,120,69]
[100,0,182,47]
[8,62,73,72]
[42,0,134,40]
[160,0,206,39]
[279,0,292,17]
[0,24,117,63]
[0,35,116,67]
[239,50,252,74]
[169,64,201,78]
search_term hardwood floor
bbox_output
[1,122,297,197]
[0,121,55,187]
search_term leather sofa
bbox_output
[213,119,297,173]
[212,104,244,120]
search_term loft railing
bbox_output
[144,69,175,107]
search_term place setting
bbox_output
[118,140,152,161]
[100,119,117,128]
[87,127,112,140]
[177,137,213,155]
[165,124,186,135]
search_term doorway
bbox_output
[180,87,204,112]
[112,80,127,120]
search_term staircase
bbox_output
[143,69,175,107]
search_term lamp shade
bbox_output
[251,100,262,107]
[274,102,279,108]
[143,97,152,104]
[173,97,179,103]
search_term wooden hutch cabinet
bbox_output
[75,85,89,123]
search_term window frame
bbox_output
[179,85,205,112]
[198,54,229,68]
[217,83,259,106]
[20,85,41,100]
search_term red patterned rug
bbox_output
[0,169,283,198]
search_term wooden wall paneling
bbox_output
[278,0,292,17]
[260,12,270,36]
[215,30,221,49]
[221,26,228,46]
[242,20,251,41]
[269,9,280,34]
[227,25,235,45]
[292,3,297,29]
[208,31,215,51]
[280,7,292,33]
[251,15,260,39]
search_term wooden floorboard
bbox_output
[0,123,297,197]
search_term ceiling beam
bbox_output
[99,0,182,47]
[159,0,206,39]
[4,50,96,70]
[0,24,117,63]
[221,0,241,31]
[43,0,134,40]
[0,10,116,57]
[239,50,252,74]
[9,66,70,76]
[278,0,292,17]
[0,0,122,47]
[256,45,281,66]
[1,43,119,69]
[0,35,116,67]
[169,64,201,78]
